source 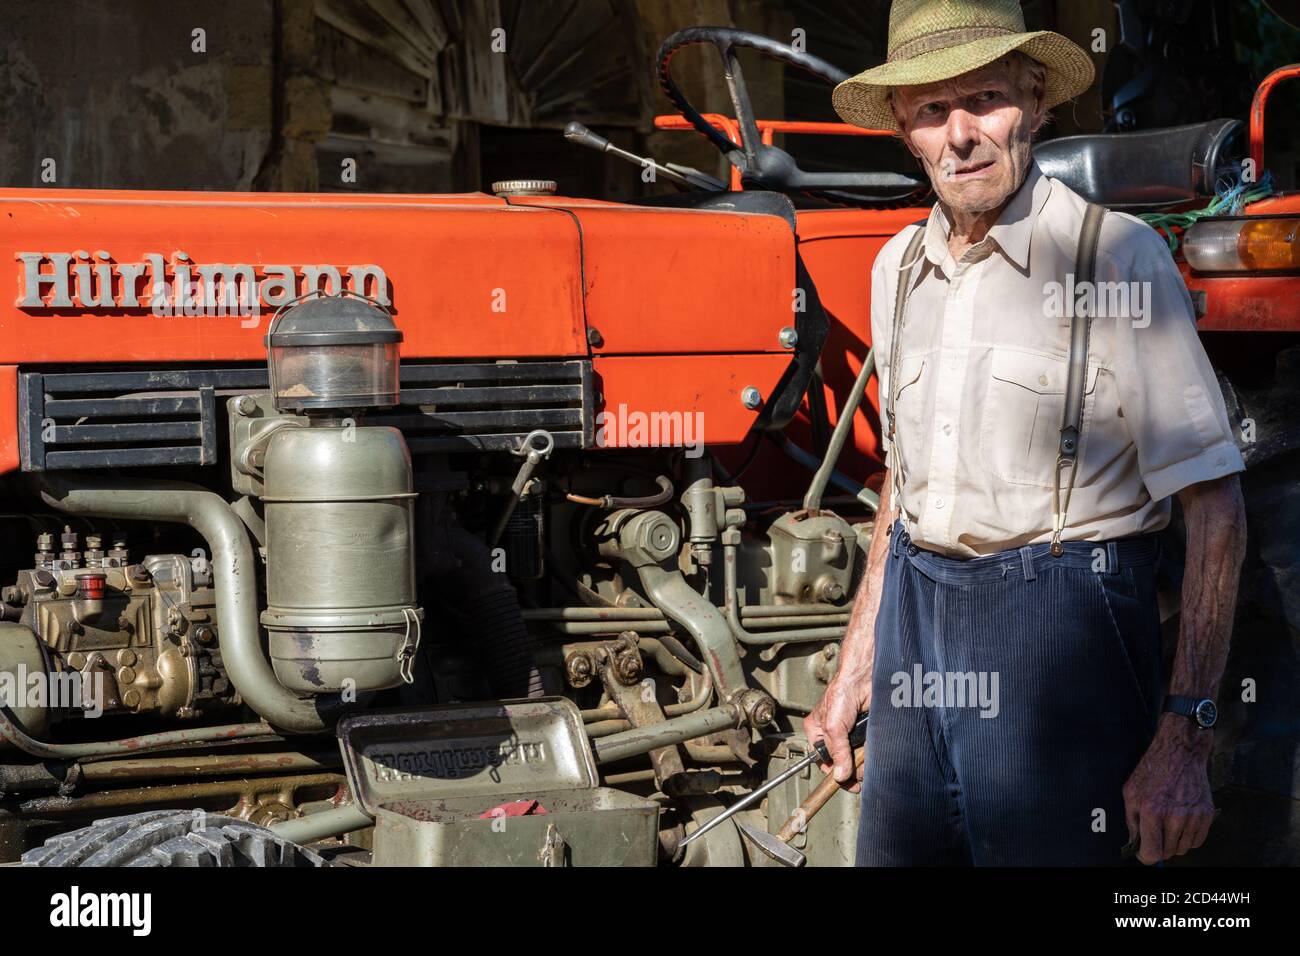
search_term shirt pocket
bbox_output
[979,349,1097,488]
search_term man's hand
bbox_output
[804,470,895,794]
[1120,473,1245,864]
[804,676,872,792]
[1123,715,1215,864]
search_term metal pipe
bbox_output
[17,772,343,815]
[271,803,374,844]
[523,607,665,621]
[30,474,349,734]
[524,604,846,621]
[0,709,274,760]
[536,620,676,635]
[803,346,877,512]
[742,614,849,628]
[740,604,847,619]
[585,718,632,736]
[593,705,740,764]
[722,537,846,646]
[0,750,340,792]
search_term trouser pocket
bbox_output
[1091,567,1163,730]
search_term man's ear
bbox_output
[1028,83,1048,135]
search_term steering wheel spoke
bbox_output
[656,27,926,207]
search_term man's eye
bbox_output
[918,103,943,117]
[974,90,1002,102]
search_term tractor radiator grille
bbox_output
[19,361,593,470]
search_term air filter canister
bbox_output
[260,423,422,694]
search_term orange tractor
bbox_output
[0,29,1295,866]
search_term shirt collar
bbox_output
[923,159,1052,272]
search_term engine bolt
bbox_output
[234,394,258,417]
[821,580,845,602]
[779,327,798,349]
[116,666,136,686]
[122,689,141,709]
[565,652,594,688]
[116,648,137,667]
[614,652,642,685]
[586,327,604,348]
[741,386,762,410]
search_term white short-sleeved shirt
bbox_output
[871,159,1244,558]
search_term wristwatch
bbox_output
[1163,695,1218,729]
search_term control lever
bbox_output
[563,122,725,191]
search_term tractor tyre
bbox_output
[21,809,328,867]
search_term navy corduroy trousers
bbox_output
[855,520,1163,866]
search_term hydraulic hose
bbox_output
[30,474,349,734]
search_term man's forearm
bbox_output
[1162,475,1247,747]
[836,469,898,688]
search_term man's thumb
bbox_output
[829,738,852,782]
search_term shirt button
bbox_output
[943,423,952,435]
[934,496,946,510]
[1038,374,1049,386]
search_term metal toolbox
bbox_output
[337,699,660,866]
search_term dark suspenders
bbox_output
[884,202,1108,555]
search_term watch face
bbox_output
[1194,699,1218,728]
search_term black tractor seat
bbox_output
[1032,118,1244,210]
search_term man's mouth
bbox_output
[951,160,996,180]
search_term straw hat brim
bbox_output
[832,31,1095,132]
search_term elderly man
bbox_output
[805,0,1247,866]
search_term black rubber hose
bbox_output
[447,527,546,698]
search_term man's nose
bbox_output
[945,108,980,150]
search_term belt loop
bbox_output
[891,525,905,557]
[1019,546,1037,582]
[1107,540,1120,575]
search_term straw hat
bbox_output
[832,0,1095,132]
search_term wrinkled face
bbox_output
[891,57,1046,216]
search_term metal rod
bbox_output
[593,705,739,764]
[803,347,878,512]
[271,803,374,844]
[0,707,275,760]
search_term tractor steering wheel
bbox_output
[656,27,928,206]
